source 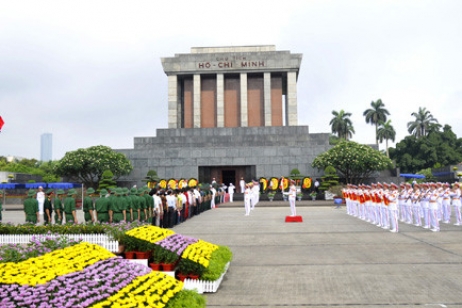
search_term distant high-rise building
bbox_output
[40,133,52,161]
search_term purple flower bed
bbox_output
[0,257,150,308]
[157,234,198,255]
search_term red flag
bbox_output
[0,116,4,131]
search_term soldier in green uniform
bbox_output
[123,187,133,222]
[43,189,54,225]
[138,188,147,222]
[24,189,39,223]
[129,187,140,222]
[143,186,153,221]
[83,187,95,223]
[63,189,78,224]
[0,190,4,222]
[95,189,110,223]
[54,189,65,224]
[109,188,127,223]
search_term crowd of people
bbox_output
[20,184,226,227]
[343,181,462,232]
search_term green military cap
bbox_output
[137,188,144,194]
[100,189,108,195]
[123,187,129,194]
[46,189,54,195]
[56,189,65,195]
[115,188,123,195]
[27,189,36,197]
[86,187,95,194]
[67,189,77,196]
[130,187,137,195]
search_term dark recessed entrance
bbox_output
[199,165,255,189]
[222,170,235,187]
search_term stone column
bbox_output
[240,73,248,127]
[216,73,224,127]
[286,71,298,126]
[263,72,272,126]
[167,75,178,128]
[193,74,201,128]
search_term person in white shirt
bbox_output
[228,183,235,202]
[36,186,45,220]
[165,190,177,228]
[210,185,216,209]
[152,188,162,227]
[193,188,201,215]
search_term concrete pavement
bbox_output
[3,200,462,307]
[174,202,462,307]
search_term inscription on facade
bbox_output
[197,61,266,70]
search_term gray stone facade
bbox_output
[118,126,330,184]
[117,46,332,185]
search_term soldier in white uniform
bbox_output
[387,183,399,232]
[451,182,461,225]
[411,184,422,227]
[244,183,251,216]
[239,177,245,193]
[288,180,297,216]
[420,183,431,229]
[210,185,216,209]
[429,183,440,232]
[442,183,451,223]
[228,183,235,203]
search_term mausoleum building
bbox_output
[118,45,331,185]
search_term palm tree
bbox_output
[363,99,390,146]
[330,110,355,140]
[407,107,439,138]
[377,120,396,157]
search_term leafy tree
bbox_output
[363,99,390,146]
[390,125,462,173]
[407,107,439,138]
[144,169,160,188]
[312,141,393,184]
[98,170,117,191]
[377,120,396,158]
[319,165,339,192]
[54,145,133,188]
[417,168,437,183]
[329,110,355,140]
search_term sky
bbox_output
[1,0,461,160]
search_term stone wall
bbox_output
[117,126,331,185]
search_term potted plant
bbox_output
[160,249,179,271]
[267,191,276,201]
[149,245,163,270]
[296,192,303,201]
[309,191,317,201]
[123,235,138,259]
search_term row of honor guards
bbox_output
[23,186,158,225]
[343,182,462,233]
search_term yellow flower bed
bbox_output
[89,271,183,308]
[181,240,219,268]
[125,225,175,243]
[0,242,114,286]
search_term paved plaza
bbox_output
[3,201,462,307]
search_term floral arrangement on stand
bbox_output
[123,225,233,282]
[0,236,205,307]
